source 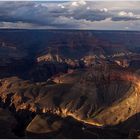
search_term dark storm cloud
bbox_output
[0,2,62,27]
[0,1,139,30]
[112,16,140,21]
[70,9,111,21]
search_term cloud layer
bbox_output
[0,1,140,30]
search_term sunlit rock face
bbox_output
[114,59,129,68]
[58,69,140,127]
[26,115,63,134]
[37,53,83,69]
[37,53,65,63]
[0,67,140,129]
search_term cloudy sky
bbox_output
[0,0,140,30]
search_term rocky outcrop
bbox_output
[26,115,63,134]
[37,53,84,69]
[37,53,65,63]
[0,68,140,130]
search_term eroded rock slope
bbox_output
[0,68,140,130]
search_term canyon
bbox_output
[0,30,140,138]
